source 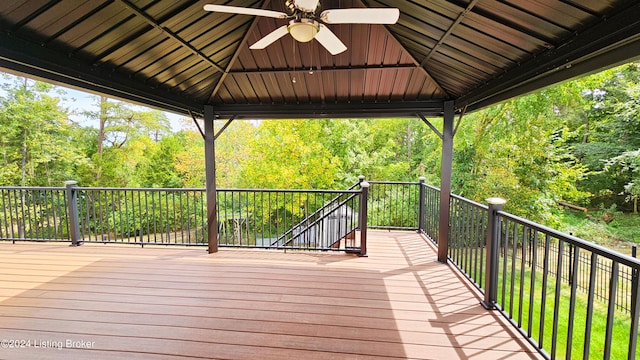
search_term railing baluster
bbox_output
[539,233,551,350]
[566,245,579,358]
[629,255,640,359]
[518,225,527,328]
[510,220,517,318]
[551,240,565,359]
[527,230,538,337]
[501,219,509,308]
[604,262,619,360]
[583,253,598,360]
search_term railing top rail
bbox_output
[451,193,489,210]
[367,180,420,185]
[347,181,361,190]
[74,187,360,194]
[498,210,640,268]
[78,187,205,192]
[0,186,66,191]
[217,188,361,194]
[421,183,441,192]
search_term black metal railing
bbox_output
[0,186,69,241]
[216,188,362,251]
[367,180,420,230]
[447,195,640,360]
[77,187,207,245]
[487,211,640,360]
[449,194,488,289]
[421,181,440,244]
[0,183,367,253]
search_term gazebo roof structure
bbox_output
[2,0,640,261]
[1,0,639,119]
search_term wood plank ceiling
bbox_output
[0,0,639,118]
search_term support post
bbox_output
[418,176,426,233]
[204,106,218,253]
[481,197,506,310]
[358,181,369,257]
[438,101,455,263]
[65,180,81,246]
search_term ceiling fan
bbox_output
[203,0,399,55]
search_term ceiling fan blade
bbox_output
[293,0,320,12]
[320,8,400,24]
[203,4,287,19]
[249,25,289,49]
[315,24,347,55]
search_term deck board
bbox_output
[0,231,542,359]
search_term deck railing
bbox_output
[444,192,640,360]
[0,186,69,241]
[2,179,640,359]
[0,183,367,252]
[367,180,420,230]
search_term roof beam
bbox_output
[420,0,478,67]
[208,0,273,102]
[456,2,640,112]
[228,63,418,75]
[447,0,557,47]
[210,100,445,119]
[117,0,226,74]
[0,31,203,116]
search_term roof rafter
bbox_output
[117,0,226,74]
[420,0,478,67]
[208,0,274,102]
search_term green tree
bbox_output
[568,63,640,210]
[82,96,171,186]
[0,76,86,186]
[452,86,589,223]
[604,149,640,213]
[238,119,340,189]
[135,133,184,188]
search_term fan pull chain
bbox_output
[309,43,314,74]
[292,38,297,83]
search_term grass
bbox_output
[558,210,640,255]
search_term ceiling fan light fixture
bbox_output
[288,19,318,42]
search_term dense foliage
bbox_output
[1,62,638,232]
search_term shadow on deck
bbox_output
[0,231,541,359]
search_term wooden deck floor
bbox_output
[0,231,542,360]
